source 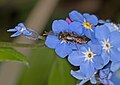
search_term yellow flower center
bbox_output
[83,22,92,29]
[86,52,94,60]
[102,39,112,53]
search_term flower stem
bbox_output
[0,42,46,48]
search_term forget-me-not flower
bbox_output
[68,44,104,77]
[45,20,83,58]
[7,23,32,37]
[95,25,120,65]
[99,68,114,85]
[69,10,98,39]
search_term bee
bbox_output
[58,32,90,44]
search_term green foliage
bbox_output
[0,47,29,66]
[17,48,55,85]
[48,56,76,85]
[17,48,77,85]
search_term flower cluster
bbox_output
[45,10,120,85]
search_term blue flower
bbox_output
[69,10,98,39]
[71,70,97,85]
[7,23,32,37]
[105,22,120,32]
[68,44,104,77]
[45,20,83,58]
[95,25,120,65]
[99,68,114,85]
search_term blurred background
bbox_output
[0,0,120,85]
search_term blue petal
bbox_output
[95,25,110,41]
[83,13,98,25]
[79,45,88,52]
[84,28,95,39]
[45,35,60,49]
[23,30,31,35]
[88,39,102,55]
[78,79,89,85]
[55,42,72,58]
[52,20,68,33]
[99,70,105,79]
[90,75,97,84]
[111,62,120,72]
[103,68,110,74]
[68,50,85,66]
[7,28,17,32]
[18,23,26,28]
[71,70,85,80]
[105,23,116,32]
[10,31,22,37]
[15,26,22,31]
[101,51,110,65]
[69,22,83,35]
[69,10,84,23]
[110,48,120,62]
[93,55,104,69]
[110,31,120,47]
[80,61,95,78]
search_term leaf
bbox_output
[0,47,29,66]
[48,56,77,85]
[17,48,55,85]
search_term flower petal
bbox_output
[101,51,110,65]
[71,70,85,80]
[23,30,32,35]
[52,20,68,33]
[90,75,97,84]
[69,22,83,35]
[10,31,22,37]
[68,50,85,66]
[93,55,104,69]
[80,61,95,78]
[95,25,110,41]
[83,13,98,25]
[105,23,116,32]
[110,31,120,47]
[84,28,95,39]
[55,42,72,58]
[110,48,120,62]
[7,28,17,32]
[45,35,60,49]
[69,10,84,23]
[18,23,26,28]
[77,79,89,85]
[111,62,120,72]
[88,39,102,55]
[99,70,105,79]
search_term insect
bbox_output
[58,32,90,44]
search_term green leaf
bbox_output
[17,48,55,85]
[48,56,77,85]
[0,47,29,66]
